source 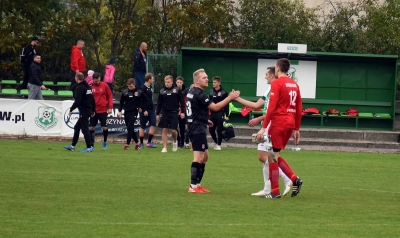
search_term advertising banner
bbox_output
[257,59,317,99]
[0,99,149,137]
[0,98,62,136]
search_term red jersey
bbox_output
[262,76,302,130]
[70,46,86,72]
[91,82,113,113]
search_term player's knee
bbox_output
[102,127,107,131]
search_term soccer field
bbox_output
[0,139,399,237]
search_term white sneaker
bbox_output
[214,145,221,150]
[282,180,293,196]
[184,143,190,149]
[172,141,178,152]
[161,148,167,153]
[251,190,268,196]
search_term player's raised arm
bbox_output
[207,90,240,112]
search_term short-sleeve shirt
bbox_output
[186,87,212,135]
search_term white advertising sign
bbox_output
[256,59,317,99]
[0,98,63,136]
[278,43,307,54]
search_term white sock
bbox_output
[263,162,271,193]
[279,168,291,185]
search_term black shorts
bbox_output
[158,111,178,130]
[89,112,108,127]
[124,111,138,128]
[189,133,208,152]
[140,109,157,128]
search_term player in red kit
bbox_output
[255,58,303,199]
[89,72,113,150]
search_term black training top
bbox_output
[119,88,149,113]
[209,86,229,117]
[70,81,95,112]
[186,87,212,135]
[140,84,154,110]
[156,86,185,115]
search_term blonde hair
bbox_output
[193,69,205,82]
[164,75,173,81]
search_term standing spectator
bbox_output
[104,58,116,100]
[70,39,86,92]
[27,55,47,100]
[20,36,39,89]
[85,70,94,86]
[133,42,147,86]
[64,72,95,153]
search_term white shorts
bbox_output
[257,124,271,152]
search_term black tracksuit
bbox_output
[20,44,37,89]
[119,88,149,145]
[28,61,43,86]
[70,81,95,148]
[209,86,229,145]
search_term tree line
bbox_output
[0,0,399,97]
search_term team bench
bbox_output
[229,97,394,130]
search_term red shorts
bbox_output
[269,126,293,149]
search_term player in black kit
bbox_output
[118,78,150,150]
[208,76,229,151]
[138,73,157,149]
[186,69,240,193]
[156,75,185,153]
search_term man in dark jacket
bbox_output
[20,36,39,89]
[28,55,47,100]
[133,42,147,86]
[64,72,95,153]
[208,76,230,151]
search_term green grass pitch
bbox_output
[0,139,399,237]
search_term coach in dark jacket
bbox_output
[21,36,39,89]
[64,72,95,153]
[28,55,46,100]
[133,42,147,86]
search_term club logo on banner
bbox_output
[34,106,58,131]
[64,108,80,129]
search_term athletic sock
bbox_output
[263,162,271,193]
[103,129,108,142]
[148,134,153,143]
[269,162,280,195]
[277,157,297,183]
[191,162,200,185]
[279,168,292,185]
[140,136,144,144]
[90,130,95,146]
[198,163,206,184]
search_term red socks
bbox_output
[269,162,280,195]
[278,157,297,183]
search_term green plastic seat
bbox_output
[1,88,18,95]
[43,81,54,86]
[20,89,29,95]
[57,90,73,97]
[358,113,374,117]
[1,80,18,84]
[57,82,71,86]
[42,89,55,96]
[374,113,391,118]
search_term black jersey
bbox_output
[140,84,154,110]
[156,86,185,114]
[186,87,212,135]
[118,88,149,113]
[209,86,229,116]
